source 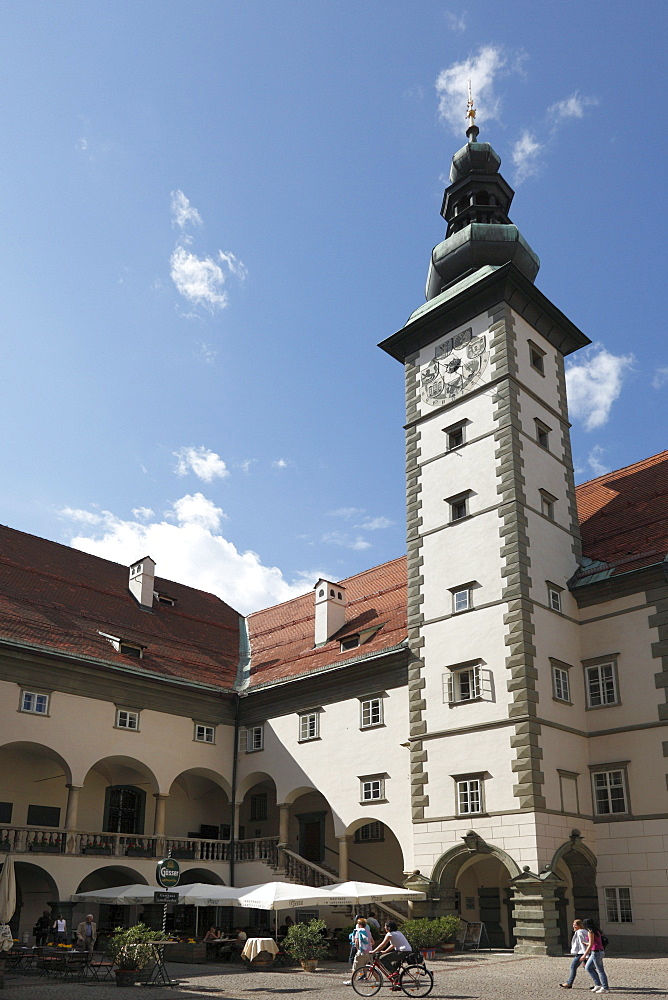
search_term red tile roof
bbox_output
[575,450,668,577]
[2,450,667,691]
[246,556,407,687]
[0,525,241,689]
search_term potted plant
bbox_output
[334,925,355,962]
[283,919,329,972]
[107,923,164,987]
[435,915,462,952]
[400,918,452,960]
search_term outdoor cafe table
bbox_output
[145,940,177,987]
[241,937,279,963]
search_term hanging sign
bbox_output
[154,891,179,904]
[156,857,180,888]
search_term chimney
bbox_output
[314,578,347,645]
[129,556,156,609]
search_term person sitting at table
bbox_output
[203,926,222,960]
[233,928,247,955]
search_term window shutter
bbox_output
[472,665,481,699]
[446,673,454,704]
[238,728,248,753]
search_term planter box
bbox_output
[125,848,154,858]
[170,850,195,860]
[29,843,62,854]
[162,942,206,964]
[83,846,112,856]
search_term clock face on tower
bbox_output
[420,327,489,406]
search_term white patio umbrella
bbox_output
[0,854,17,953]
[72,881,242,906]
[72,883,158,905]
[234,881,336,910]
[321,880,426,905]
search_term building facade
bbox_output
[1,122,667,952]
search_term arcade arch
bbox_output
[0,742,72,834]
[166,769,231,840]
[432,839,521,948]
[345,817,406,888]
[3,861,59,941]
[80,756,159,835]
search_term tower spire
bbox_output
[465,80,479,143]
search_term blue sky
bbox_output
[1,1,665,614]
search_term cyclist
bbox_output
[372,921,413,990]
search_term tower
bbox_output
[381,100,590,953]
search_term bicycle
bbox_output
[351,951,434,997]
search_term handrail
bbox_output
[323,844,407,889]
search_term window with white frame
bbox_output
[360,697,383,729]
[116,709,139,730]
[194,723,215,743]
[445,663,481,703]
[605,887,633,923]
[354,821,384,842]
[456,777,483,815]
[299,711,319,741]
[592,767,628,815]
[247,724,264,751]
[360,776,385,802]
[540,489,557,520]
[452,585,472,614]
[552,664,571,703]
[585,660,619,708]
[547,584,562,612]
[20,691,49,715]
[445,420,466,451]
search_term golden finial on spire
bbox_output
[465,79,479,142]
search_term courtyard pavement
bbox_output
[1,952,667,1000]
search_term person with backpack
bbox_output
[580,918,610,993]
[560,918,590,988]
[343,917,375,985]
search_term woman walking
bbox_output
[560,919,589,988]
[581,918,609,993]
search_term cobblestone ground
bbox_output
[2,953,667,1000]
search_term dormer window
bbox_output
[155,592,176,607]
[341,635,360,652]
[99,632,145,659]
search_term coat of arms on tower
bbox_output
[420,328,489,405]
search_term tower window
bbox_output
[360,697,384,729]
[535,420,551,450]
[451,585,473,613]
[547,583,563,612]
[540,490,557,520]
[552,666,570,703]
[445,663,481,703]
[447,491,471,522]
[585,660,619,708]
[444,420,467,451]
[529,341,546,375]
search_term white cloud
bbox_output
[355,516,393,531]
[435,44,511,134]
[61,497,312,616]
[218,251,247,281]
[328,507,365,520]
[321,531,371,551]
[511,130,543,184]
[548,92,598,126]
[586,445,610,478]
[566,346,635,431]
[174,446,229,483]
[170,246,229,311]
[171,492,225,530]
[132,506,154,521]
[445,11,467,32]
[197,342,217,364]
[651,366,668,389]
[238,459,257,475]
[170,190,203,232]
[272,459,288,469]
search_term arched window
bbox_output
[103,785,146,834]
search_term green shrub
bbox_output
[107,923,165,970]
[400,916,462,950]
[283,919,330,963]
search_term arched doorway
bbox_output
[5,861,59,942]
[432,837,520,948]
[74,866,148,940]
[551,838,599,949]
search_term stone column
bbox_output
[277,804,290,846]
[338,835,349,880]
[64,784,83,854]
[510,868,563,955]
[153,794,168,836]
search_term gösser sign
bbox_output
[156,858,180,889]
